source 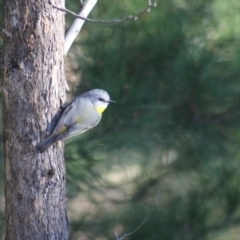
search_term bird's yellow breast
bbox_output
[95,106,106,114]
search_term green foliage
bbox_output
[64,0,240,239]
[0,0,240,239]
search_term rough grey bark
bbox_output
[2,0,68,239]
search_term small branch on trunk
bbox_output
[0,28,12,39]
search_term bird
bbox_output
[36,89,115,153]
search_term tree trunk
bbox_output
[2,0,68,239]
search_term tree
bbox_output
[1,0,155,238]
[2,0,68,238]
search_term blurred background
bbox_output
[2,0,240,239]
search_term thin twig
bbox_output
[50,0,157,25]
[115,208,154,240]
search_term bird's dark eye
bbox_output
[98,98,104,101]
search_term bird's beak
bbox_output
[108,99,116,104]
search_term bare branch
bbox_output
[115,208,154,240]
[64,0,97,55]
[50,0,157,25]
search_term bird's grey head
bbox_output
[81,89,115,114]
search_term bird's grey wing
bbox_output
[53,97,101,139]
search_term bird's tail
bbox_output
[36,134,58,153]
